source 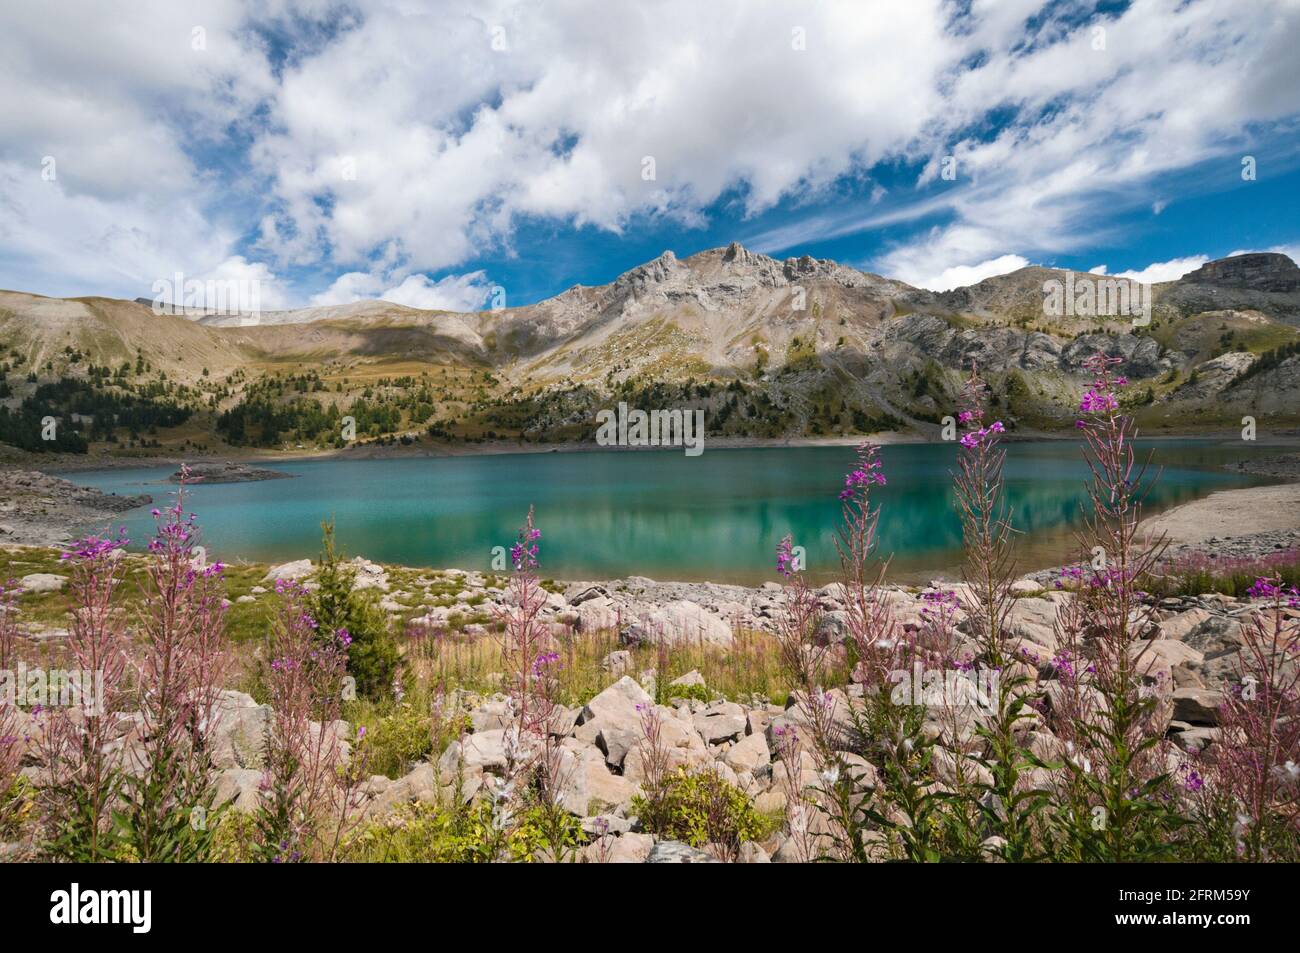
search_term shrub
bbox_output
[663,681,710,703]
[308,520,400,700]
[350,702,434,779]
[632,767,777,858]
[342,800,580,863]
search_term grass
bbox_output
[1141,547,1300,599]
[3,542,798,766]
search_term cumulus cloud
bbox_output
[2,0,1300,302]
[311,269,492,311]
[901,254,1032,292]
[1088,256,1209,284]
[866,0,1300,295]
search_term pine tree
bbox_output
[309,520,400,700]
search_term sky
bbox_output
[1,0,1299,312]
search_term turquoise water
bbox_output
[66,441,1273,585]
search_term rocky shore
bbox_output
[168,461,295,483]
[0,469,152,548]
[7,560,1283,862]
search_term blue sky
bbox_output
[2,0,1298,310]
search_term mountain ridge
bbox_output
[1,247,1299,455]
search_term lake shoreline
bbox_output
[16,426,1300,474]
[6,442,1297,584]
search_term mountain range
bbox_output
[2,245,1299,453]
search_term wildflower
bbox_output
[1247,576,1282,600]
[60,528,129,562]
[1079,388,1119,414]
[775,534,797,578]
[838,443,886,501]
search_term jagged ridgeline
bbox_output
[1,246,1298,453]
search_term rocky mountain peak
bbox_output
[1182,253,1300,293]
[609,249,683,299]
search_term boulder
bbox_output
[1003,598,1059,651]
[584,832,654,863]
[364,763,442,817]
[580,676,652,727]
[19,573,65,593]
[555,741,638,816]
[1158,608,1212,641]
[211,691,272,769]
[437,729,509,777]
[623,600,734,648]
[213,768,263,812]
[724,732,771,773]
[263,559,313,583]
[1131,638,1204,684]
[600,650,634,675]
[694,702,747,744]
[1172,687,1224,725]
[1181,616,1244,657]
[669,669,706,689]
[623,714,711,786]
[577,597,620,633]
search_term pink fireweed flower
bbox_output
[530,651,561,677]
[775,534,797,578]
[510,523,541,570]
[1079,388,1119,414]
[838,443,887,501]
[60,527,130,561]
[1247,576,1282,600]
[958,420,1005,450]
[1077,354,1128,419]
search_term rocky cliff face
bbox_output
[1181,253,1300,293]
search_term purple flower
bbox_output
[775,534,797,578]
[1247,576,1282,600]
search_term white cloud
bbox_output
[858,0,1300,297]
[1088,256,1209,284]
[899,253,1031,292]
[311,269,492,312]
[0,1,275,298]
[1228,243,1300,265]
[2,0,1299,301]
